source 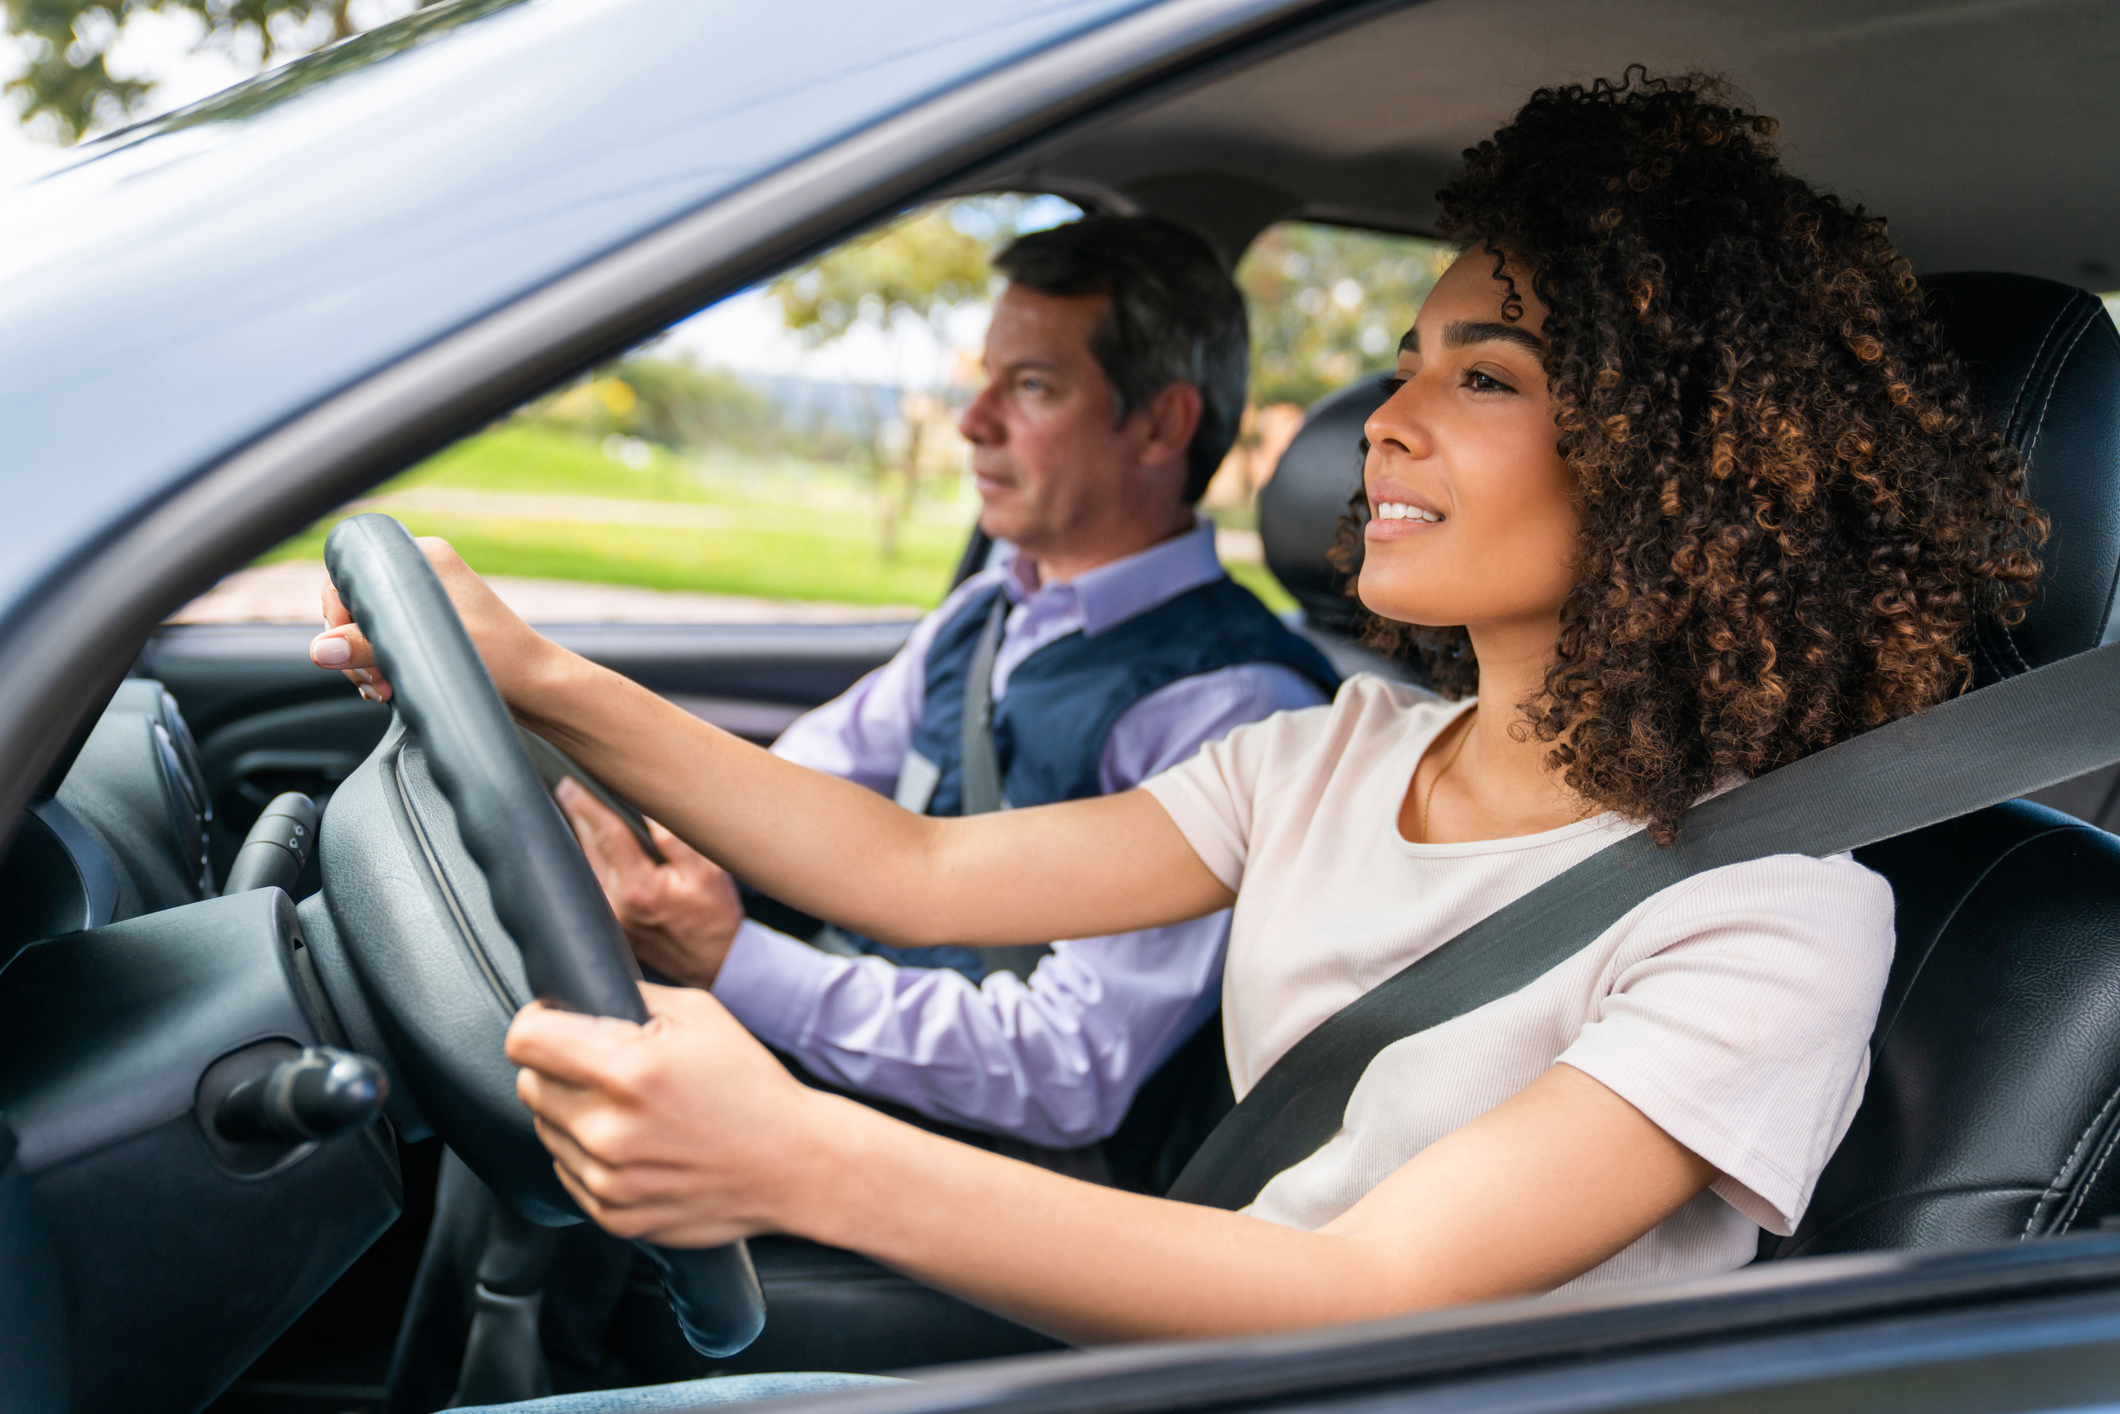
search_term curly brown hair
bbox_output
[1338,68,2045,844]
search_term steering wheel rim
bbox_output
[319,513,763,1356]
[326,514,649,1020]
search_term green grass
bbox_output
[1225,560,1297,616]
[265,422,1298,614]
[391,424,904,510]
[269,511,968,607]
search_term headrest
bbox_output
[1258,376,1392,634]
[1924,273,2120,680]
[1258,273,2120,675]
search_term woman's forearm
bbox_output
[782,1091,1450,1344]
[507,643,960,943]
[506,635,1229,948]
[314,541,1229,947]
[772,1067,1717,1343]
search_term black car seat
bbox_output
[1259,271,2120,1257]
[1774,273,2120,1256]
[1258,374,1389,641]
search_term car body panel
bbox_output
[711,1239,2120,1414]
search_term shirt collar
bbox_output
[996,518,1226,637]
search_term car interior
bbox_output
[5,2,2120,1413]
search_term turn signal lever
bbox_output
[223,792,319,895]
[215,1046,388,1144]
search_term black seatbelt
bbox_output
[958,592,1050,979]
[959,592,1009,818]
[1166,636,2120,1212]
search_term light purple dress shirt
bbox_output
[711,519,1328,1147]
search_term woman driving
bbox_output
[311,70,2043,1404]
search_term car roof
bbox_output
[978,0,2120,273]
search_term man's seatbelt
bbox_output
[958,592,1050,979]
[959,592,1009,817]
[1166,636,2120,1213]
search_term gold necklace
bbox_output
[1418,708,1476,844]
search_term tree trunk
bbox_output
[885,415,927,564]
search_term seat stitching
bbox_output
[1990,299,2096,673]
[2002,302,2071,437]
[1992,617,2033,678]
[2061,1100,2120,1231]
[2029,1080,2120,1235]
[1783,1184,2049,1258]
[1975,618,2025,681]
[2022,312,2097,465]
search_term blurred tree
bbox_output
[774,206,993,348]
[4,0,439,141]
[1237,222,1455,409]
[530,357,778,461]
[613,358,778,456]
[773,197,1063,558]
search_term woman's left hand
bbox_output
[505,983,823,1249]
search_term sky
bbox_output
[0,5,995,387]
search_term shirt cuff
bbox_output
[1555,1051,1806,1236]
[711,919,844,1053]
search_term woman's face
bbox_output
[1358,253,1578,642]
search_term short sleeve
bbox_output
[1139,696,1338,891]
[1557,853,1896,1235]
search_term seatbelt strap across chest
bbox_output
[958,592,1009,818]
[1166,636,2120,1212]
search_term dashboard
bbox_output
[2,679,212,962]
[0,677,402,1412]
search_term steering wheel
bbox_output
[309,513,764,1357]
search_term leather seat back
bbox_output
[1773,272,2120,1256]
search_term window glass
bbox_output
[171,209,1454,627]
[173,194,1081,626]
[1208,222,1455,601]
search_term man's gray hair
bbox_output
[994,216,1248,504]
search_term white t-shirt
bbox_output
[1141,675,1896,1293]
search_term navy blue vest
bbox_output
[854,576,1338,978]
[909,575,1340,817]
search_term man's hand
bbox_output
[507,984,827,1248]
[558,777,744,989]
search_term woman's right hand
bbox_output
[308,536,555,706]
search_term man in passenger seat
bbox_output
[560,215,1340,1168]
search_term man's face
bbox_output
[957,283,1164,557]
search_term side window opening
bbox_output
[173,194,1081,627]
[171,208,1455,629]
